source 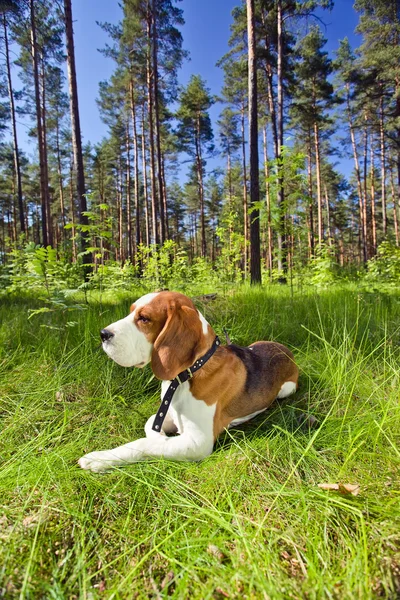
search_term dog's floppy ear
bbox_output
[151,301,203,380]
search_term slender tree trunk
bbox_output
[391,168,399,246]
[141,108,150,247]
[64,0,90,270]
[324,184,332,247]
[69,158,77,262]
[40,57,53,247]
[314,120,323,245]
[130,79,141,254]
[3,15,24,234]
[246,0,261,284]
[263,126,273,279]
[195,117,206,258]
[55,119,65,244]
[30,0,48,246]
[347,85,367,261]
[146,10,158,245]
[240,104,249,277]
[370,143,377,254]
[307,131,315,257]
[151,0,166,243]
[276,0,286,277]
[126,118,133,261]
[161,153,169,238]
[379,91,387,237]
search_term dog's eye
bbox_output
[137,315,150,323]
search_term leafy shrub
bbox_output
[365,241,400,288]
[307,244,338,288]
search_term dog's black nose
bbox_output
[100,329,114,342]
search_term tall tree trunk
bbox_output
[195,117,206,258]
[246,0,261,284]
[30,0,48,246]
[307,130,315,257]
[324,184,332,247]
[130,79,141,254]
[55,119,65,245]
[347,84,367,261]
[391,168,399,246]
[379,90,387,237]
[313,120,323,245]
[126,118,133,262]
[161,153,169,238]
[64,0,90,271]
[370,143,377,254]
[151,0,166,243]
[3,14,24,234]
[69,157,77,262]
[141,108,151,247]
[263,126,273,279]
[276,0,286,277]
[40,58,53,247]
[146,9,158,245]
[241,103,249,277]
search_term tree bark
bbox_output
[126,118,133,261]
[314,120,323,246]
[263,126,273,279]
[40,57,53,247]
[379,90,387,237]
[307,130,315,257]
[276,0,286,277]
[240,103,249,277]
[391,168,399,246]
[195,115,206,258]
[347,84,367,261]
[64,0,89,270]
[370,143,377,254]
[246,0,261,284]
[146,7,158,245]
[3,14,24,235]
[151,0,166,243]
[141,108,151,247]
[30,0,48,246]
[130,79,141,253]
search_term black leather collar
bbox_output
[152,336,221,432]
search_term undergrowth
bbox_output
[0,285,399,598]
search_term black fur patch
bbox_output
[227,344,264,393]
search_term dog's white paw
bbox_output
[78,451,115,473]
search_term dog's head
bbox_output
[100,291,214,380]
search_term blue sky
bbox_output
[16,0,362,178]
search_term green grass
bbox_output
[1,285,400,599]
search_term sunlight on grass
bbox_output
[1,285,399,598]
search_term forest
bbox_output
[1,1,400,598]
[0,0,399,289]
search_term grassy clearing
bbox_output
[1,285,400,599]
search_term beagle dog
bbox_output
[78,291,298,472]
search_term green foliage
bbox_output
[1,242,81,297]
[307,244,338,288]
[365,241,400,288]
[216,213,245,284]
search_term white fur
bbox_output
[78,381,216,472]
[228,408,268,427]
[101,293,158,367]
[277,381,297,399]
[197,310,209,335]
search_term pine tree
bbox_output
[291,25,335,248]
[176,75,214,258]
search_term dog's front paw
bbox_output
[78,451,115,473]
